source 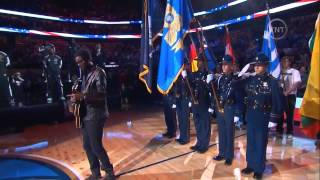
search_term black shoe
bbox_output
[196,148,208,154]
[85,174,102,180]
[241,167,254,174]
[176,139,189,145]
[213,155,224,161]
[253,172,263,179]
[162,132,170,137]
[101,166,115,180]
[166,134,176,139]
[224,159,232,166]
[102,173,116,180]
[190,145,199,151]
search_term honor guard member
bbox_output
[182,58,211,153]
[209,55,243,165]
[67,39,81,80]
[172,72,191,145]
[241,53,282,179]
[162,90,177,139]
[43,44,65,103]
[11,72,25,107]
[0,51,14,107]
[94,43,107,69]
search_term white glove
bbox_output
[188,102,192,107]
[181,70,187,78]
[268,122,277,128]
[208,108,214,114]
[206,74,213,84]
[172,104,176,109]
[241,73,249,78]
[234,116,240,123]
[242,72,256,78]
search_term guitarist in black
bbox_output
[70,48,115,180]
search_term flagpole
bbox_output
[266,1,287,102]
[152,28,163,44]
[193,18,224,113]
[266,2,270,15]
[182,47,198,105]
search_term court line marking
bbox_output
[116,133,246,177]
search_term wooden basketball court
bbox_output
[0,106,319,179]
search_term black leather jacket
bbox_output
[81,66,109,121]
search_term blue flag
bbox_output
[261,15,280,78]
[139,0,153,93]
[202,34,216,72]
[157,0,193,94]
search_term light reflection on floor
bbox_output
[0,108,318,180]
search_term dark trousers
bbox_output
[277,94,296,135]
[192,106,211,150]
[47,77,64,101]
[176,97,190,142]
[0,76,12,107]
[246,110,269,174]
[81,120,113,176]
[163,96,177,135]
[216,105,235,160]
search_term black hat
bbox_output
[252,53,269,65]
[221,55,233,64]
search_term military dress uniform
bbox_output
[173,76,191,144]
[11,72,25,106]
[241,54,282,179]
[0,51,14,107]
[94,48,106,69]
[212,55,243,165]
[67,40,81,79]
[162,90,177,138]
[189,70,211,153]
[43,50,64,103]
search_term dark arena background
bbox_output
[0,0,319,179]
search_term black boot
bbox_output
[241,167,254,174]
[176,139,189,145]
[253,172,263,179]
[102,166,115,180]
[224,159,232,166]
[196,148,208,154]
[85,174,102,180]
[213,155,224,161]
[166,133,176,139]
[103,172,116,180]
[162,132,170,137]
[190,145,199,151]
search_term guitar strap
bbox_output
[75,67,101,128]
[83,67,99,93]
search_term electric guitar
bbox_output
[69,69,100,128]
[69,79,86,128]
